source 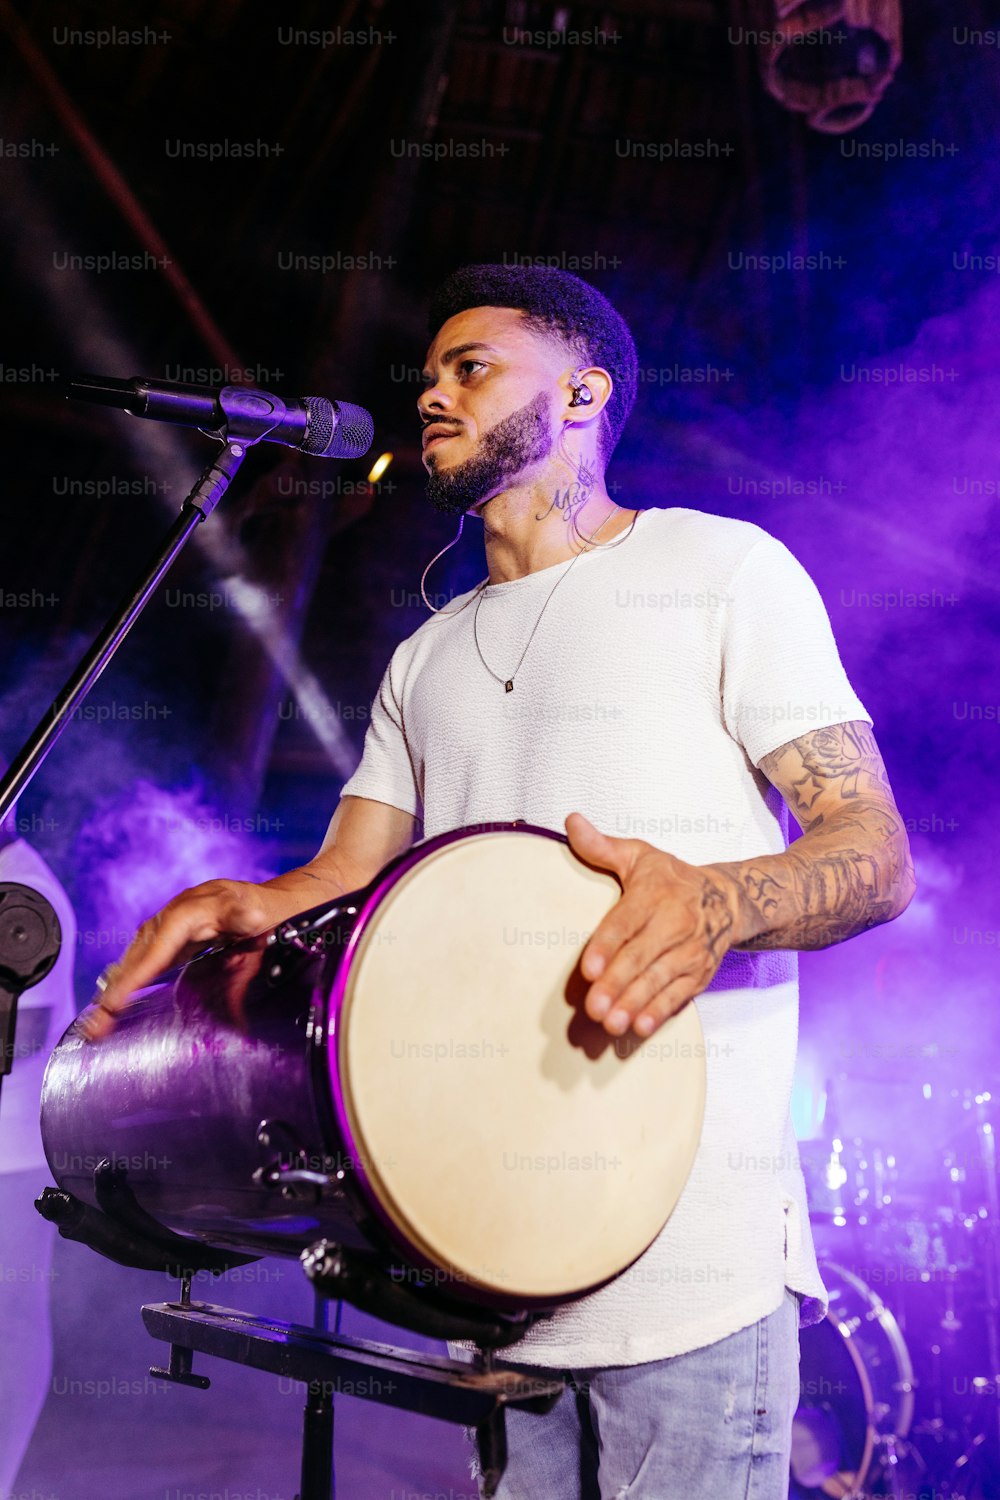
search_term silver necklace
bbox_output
[473,506,635,692]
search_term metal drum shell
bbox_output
[39,926,374,1261]
[40,824,707,1312]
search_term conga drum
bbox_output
[40,824,706,1312]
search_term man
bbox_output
[0,787,77,1496]
[86,264,915,1499]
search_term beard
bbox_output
[424,390,553,515]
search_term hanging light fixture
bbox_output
[750,0,902,134]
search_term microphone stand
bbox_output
[0,395,287,1109]
[0,436,247,821]
[0,882,62,1111]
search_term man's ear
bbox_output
[561,365,613,426]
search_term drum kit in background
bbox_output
[793,1080,1000,1499]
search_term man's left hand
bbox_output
[566,811,739,1039]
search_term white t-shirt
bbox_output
[338,506,870,1366]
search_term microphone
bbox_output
[66,375,374,460]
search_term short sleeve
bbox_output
[337,653,422,819]
[721,532,871,768]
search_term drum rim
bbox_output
[808,1261,877,1498]
[822,1259,915,1441]
[802,1257,916,1496]
[325,819,625,1309]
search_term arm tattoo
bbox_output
[720,846,896,949]
[712,722,915,951]
[759,720,893,831]
[700,875,737,961]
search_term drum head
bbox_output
[332,829,706,1304]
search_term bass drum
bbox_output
[791,1261,916,1499]
[41,823,706,1310]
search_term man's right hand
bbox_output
[78,877,294,1041]
[78,795,417,1041]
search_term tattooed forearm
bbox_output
[710,840,899,950]
[708,721,916,951]
[700,875,738,960]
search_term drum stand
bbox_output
[142,1275,563,1500]
[37,1177,565,1499]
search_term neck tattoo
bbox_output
[535,454,596,525]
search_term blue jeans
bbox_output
[472,1289,801,1500]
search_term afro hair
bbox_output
[427,263,638,466]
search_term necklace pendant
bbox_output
[504,679,514,693]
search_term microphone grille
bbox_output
[302,397,335,455]
[303,397,375,460]
[329,400,375,460]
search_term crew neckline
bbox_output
[480,506,653,595]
